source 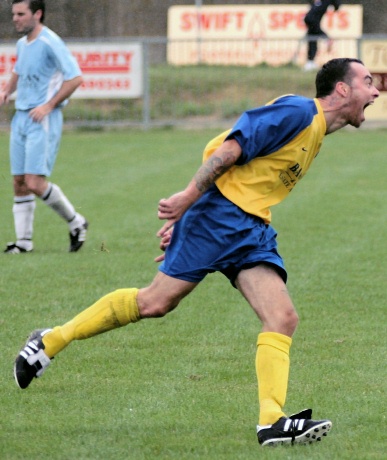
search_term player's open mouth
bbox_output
[364,101,373,110]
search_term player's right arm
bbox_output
[157,138,242,237]
[0,72,18,106]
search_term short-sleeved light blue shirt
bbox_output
[14,26,81,110]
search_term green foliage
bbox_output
[0,128,386,459]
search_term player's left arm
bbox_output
[29,75,83,122]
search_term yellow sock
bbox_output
[42,288,140,358]
[256,331,292,426]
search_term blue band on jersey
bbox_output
[226,95,319,165]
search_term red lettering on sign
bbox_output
[269,11,306,30]
[73,52,134,73]
[335,11,349,29]
[0,53,17,74]
[180,11,245,31]
[180,12,194,31]
[81,78,131,90]
[269,9,349,31]
[0,55,5,75]
[325,10,335,28]
[235,12,245,29]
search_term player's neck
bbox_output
[318,96,350,134]
[27,23,43,42]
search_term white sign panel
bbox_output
[361,40,387,120]
[71,43,143,98]
[0,42,143,99]
[167,4,363,66]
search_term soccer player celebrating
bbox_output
[14,58,378,447]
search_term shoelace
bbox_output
[283,418,306,444]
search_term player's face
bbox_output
[345,63,379,128]
[12,2,40,36]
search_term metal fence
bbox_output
[0,36,385,130]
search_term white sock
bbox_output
[41,183,77,223]
[68,213,86,234]
[13,195,36,250]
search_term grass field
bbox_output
[0,127,386,459]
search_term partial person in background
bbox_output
[13,58,379,447]
[304,0,341,71]
[0,0,88,254]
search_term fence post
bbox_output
[142,38,151,129]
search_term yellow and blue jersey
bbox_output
[203,95,326,223]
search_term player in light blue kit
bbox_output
[0,0,88,254]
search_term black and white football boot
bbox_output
[257,408,332,446]
[14,329,52,389]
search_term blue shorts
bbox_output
[10,109,63,176]
[159,185,287,286]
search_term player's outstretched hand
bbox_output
[158,191,188,222]
[157,191,194,235]
[154,227,173,263]
[155,190,195,262]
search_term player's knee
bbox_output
[13,175,26,192]
[277,307,299,336]
[141,301,178,318]
[286,309,299,333]
[23,180,39,195]
[23,175,47,196]
[137,289,179,318]
[267,307,298,336]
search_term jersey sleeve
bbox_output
[225,96,317,165]
[46,36,81,81]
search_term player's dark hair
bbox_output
[12,0,45,23]
[315,58,364,98]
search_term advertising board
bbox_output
[361,40,387,120]
[0,42,143,98]
[167,4,363,66]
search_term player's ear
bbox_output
[336,81,350,97]
[34,9,43,22]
